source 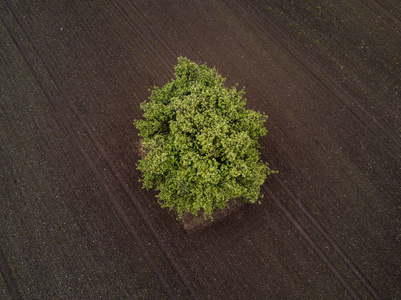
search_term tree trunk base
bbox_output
[174,198,245,234]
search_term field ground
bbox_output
[1,0,400,299]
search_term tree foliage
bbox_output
[135,57,275,218]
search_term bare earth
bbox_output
[1,0,400,299]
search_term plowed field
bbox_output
[1,0,400,299]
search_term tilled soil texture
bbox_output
[1,0,400,299]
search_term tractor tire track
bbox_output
[234,0,401,164]
[273,174,380,299]
[2,1,195,298]
[120,0,211,74]
[110,0,175,75]
[263,185,361,300]
[124,0,177,60]
[0,247,23,300]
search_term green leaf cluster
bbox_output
[135,57,276,218]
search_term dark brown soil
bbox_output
[1,0,400,299]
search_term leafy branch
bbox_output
[134,57,276,218]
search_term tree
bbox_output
[134,57,276,219]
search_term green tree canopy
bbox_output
[135,57,275,218]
